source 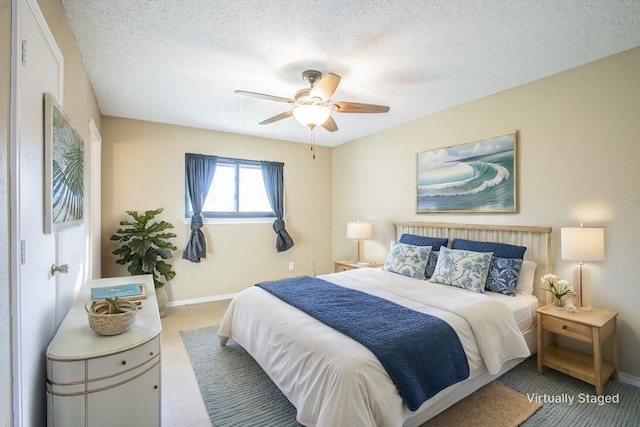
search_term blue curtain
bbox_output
[261,161,294,252]
[183,153,217,263]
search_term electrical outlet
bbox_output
[288,261,294,271]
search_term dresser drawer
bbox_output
[88,336,160,380]
[542,315,592,342]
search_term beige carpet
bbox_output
[421,381,542,427]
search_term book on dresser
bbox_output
[90,282,145,300]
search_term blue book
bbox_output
[91,283,143,300]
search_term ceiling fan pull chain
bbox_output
[310,127,316,160]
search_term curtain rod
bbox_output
[185,152,283,167]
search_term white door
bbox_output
[12,0,63,425]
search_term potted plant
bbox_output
[110,208,177,317]
[86,297,138,336]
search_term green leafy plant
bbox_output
[110,208,177,288]
[104,297,125,314]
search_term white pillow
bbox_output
[430,247,493,293]
[382,241,431,280]
[515,260,537,295]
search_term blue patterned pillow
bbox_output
[425,251,439,278]
[399,234,447,279]
[399,234,448,250]
[383,241,432,280]
[486,257,523,296]
[430,247,493,293]
[451,238,526,259]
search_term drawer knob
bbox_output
[150,351,154,356]
[154,385,159,390]
[562,325,568,330]
[121,360,127,366]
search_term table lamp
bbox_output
[346,221,372,265]
[561,225,605,310]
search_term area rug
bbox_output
[181,325,543,427]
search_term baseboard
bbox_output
[619,371,640,388]
[167,293,237,308]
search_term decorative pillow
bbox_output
[425,251,439,278]
[399,234,447,278]
[451,238,526,259]
[430,247,493,293]
[383,241,432,280]
[399,234,449,251]
[516,261,537,295]
[486,257,523,296]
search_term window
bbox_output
[185,158,275,218]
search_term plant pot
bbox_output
[156,285,168,318]
[86,300,138,336]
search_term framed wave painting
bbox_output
[44,92,85,233]
[417,133,517,213]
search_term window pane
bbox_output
[239,166,272,212]
[203,164,235,212]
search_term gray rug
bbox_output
[181,326,640,427]
[180,326,301,427]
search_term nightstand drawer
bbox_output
[542,315,592,342]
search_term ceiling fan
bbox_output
[235,70,390,132]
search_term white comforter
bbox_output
[218,268,530,427]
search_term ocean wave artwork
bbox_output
[417,133,516,212]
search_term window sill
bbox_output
[182,217,277,225]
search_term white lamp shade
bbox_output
[293,105,331,128]
[561,227,605,262]
[347,222,372,240]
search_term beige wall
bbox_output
[100,117,333,302]
[332,46,640,377]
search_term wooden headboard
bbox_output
[393,222,553,305]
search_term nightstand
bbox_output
[536,304,618,395]
[334,260,382,273]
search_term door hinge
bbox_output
[21,40,27,66]
[20,240,26,265]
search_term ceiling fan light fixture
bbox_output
[293,105,331,128]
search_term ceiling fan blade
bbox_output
[334,101,390,113]
[310,73,341,101]
[321,115,338,132]
[259,110,294,125]
[235,90,294,104]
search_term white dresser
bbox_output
[46,275,162,427]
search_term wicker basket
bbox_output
[86,300,138,336]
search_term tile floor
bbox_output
[160,300,230,427]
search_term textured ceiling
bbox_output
[61,0,640,147]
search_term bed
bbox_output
[218,222,552,427]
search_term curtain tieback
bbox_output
[273,219,286,233]
[190,213,204,230]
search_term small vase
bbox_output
[553,297,563,309]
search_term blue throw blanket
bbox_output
[257,276,470,411]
